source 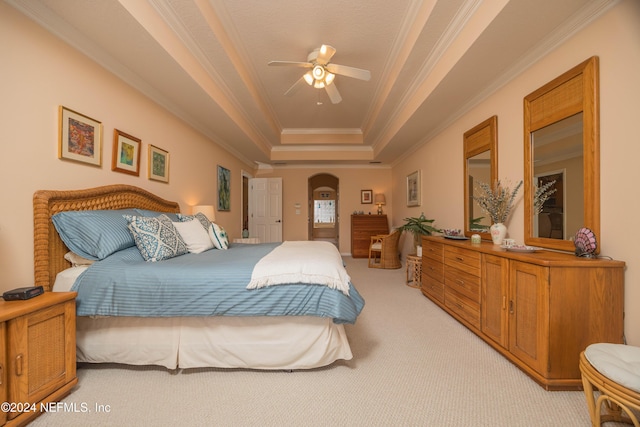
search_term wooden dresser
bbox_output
[0,292,77,426]
[421,236,625,390]
[351,215,389,258]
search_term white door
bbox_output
[249,178,282,243]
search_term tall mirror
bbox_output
[524,57,599,252]
[464,116,497,240]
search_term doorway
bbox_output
[308,174,339,248]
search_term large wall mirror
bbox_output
[464,116,497,240]
[524,56,599,252]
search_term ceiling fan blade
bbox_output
[316,45,336,65]
[325,83,342,104]
[284,76,307,97]
[268,61,312,68]
[326,63,371,81]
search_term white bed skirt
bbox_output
[76,315,352,370]
[56,266,353,370]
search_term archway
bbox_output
[308,174,339,248]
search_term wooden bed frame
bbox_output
[33,184,180,291]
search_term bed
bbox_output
[33,184,364,370]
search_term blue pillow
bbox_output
[51,209,139,260]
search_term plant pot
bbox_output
[490,223,507,245]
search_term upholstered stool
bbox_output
[580,343,640,426]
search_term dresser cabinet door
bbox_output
[508,261,549,376]
[481,254,509,348]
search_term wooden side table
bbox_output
[0,292,77,426]
[406,254,422,288]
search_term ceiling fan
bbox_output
[268,45,371,104]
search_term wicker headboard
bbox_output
[33,184,181,291]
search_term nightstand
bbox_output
[0,292,77,426]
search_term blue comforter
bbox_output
[71,243,364,324]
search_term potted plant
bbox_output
[472,179,522,245]
[398,213,440,255]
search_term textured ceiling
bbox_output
[7,0,613,168]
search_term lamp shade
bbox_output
[374,194,386,205]
[192,205,215,222]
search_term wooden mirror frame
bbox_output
[464,116,498,240]
[524,56,599,252]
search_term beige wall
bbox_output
[257,167,393,252]
[393,0,640,345]
[0,3,248,290]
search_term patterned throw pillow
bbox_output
[208,222,229,250]
[124,214,188,262]
[176,212,210,230]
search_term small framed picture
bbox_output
[58,106,102,166]
[217,165,231,211]
[407,170,421,206]
[148,145,169,183]
[112,129,141,176]
[361,190,373,204]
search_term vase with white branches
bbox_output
[473,179,522,245]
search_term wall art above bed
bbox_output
[58,105,103,167]
[112,129,141,176]
[148,144,169,183]
[217,165,230,211]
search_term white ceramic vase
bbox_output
[490,223,507,245]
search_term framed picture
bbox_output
[406,170,421,206]
[112,129,141,176]
[58,106,102,166]
[217,165,231,211]
[361,190,373,204]
[148,145,169,183]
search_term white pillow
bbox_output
[64,251,95,267]
[173,219,214,254]
[208,222,229,250]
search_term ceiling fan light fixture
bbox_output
[312,65,325,81]
[303,71,314,86]
[313,80,325,89]
[324,72,335,86]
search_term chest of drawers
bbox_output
[421,236,625,390]
[351,215,389,258]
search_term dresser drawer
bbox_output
[444,246,480,276]
[422,240,444,262]
[445,267,480,303]
[422,274,444,303]
[423,258,444,282]
[444,287,480,328]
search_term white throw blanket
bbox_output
[247,241,351,295]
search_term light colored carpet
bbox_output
[31,257,605,426]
